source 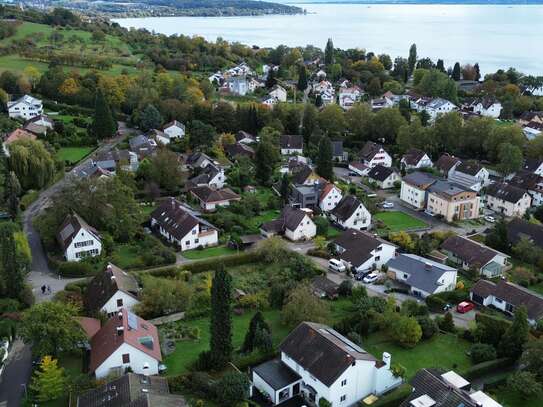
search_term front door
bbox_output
[293,383,300,395]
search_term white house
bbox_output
[150,198,219,251]
[89,309,162,379]
[208,72,223,84]
[329,195,371,231]
[252,322,402,406]
[509,170,543,207]
[7,94,43,120]
[333,229,396,273]
[269,85,287,102]
[359,142,392,168]
[187,164,226,190]
[227,76,248,96]
[163,120,185,140]
[339,86,363,109]
[348,162,370,177]
[189,186,241,212]
[280,135,304,155]
[523,159,543,177]
[485,182,532,217]
[470,98,502,118]
[400,172,437,210]
[367,165,400,189]
[319,183,343,212]
[417,98,457,121]
[261,207,316,241]
[57,213,102,262]
[387,254,457,298]
[261,95,279,106]
[448,161,490,192]
[248,77,264,93]
[400,148,433,170]
[85,263,140,316]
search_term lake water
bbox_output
[114,4,543,75]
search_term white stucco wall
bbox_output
[65,229,102,262]
[320,187,343,212]
[400,182,427,209]
[101,291,140,316]
[285,215,316,241]
[94,343,159,379]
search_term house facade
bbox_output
[367,165,400,189]
[485,182,531,217]
[57,213,102,262]
[400,148,433,170]
[329,195,371,231]
[399,172,437,210]
[319,183,343,212]
[269,85,287,102]
[280,135,304,155]
[261,207,316,241]
[163,120,185,140]
[359,142,392,168]
[427,181,480,222]
[7,94,43,120]
[448,161,490,192]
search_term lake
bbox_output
[113,4,543,75]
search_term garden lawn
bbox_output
[38,352,83,407]
[56,147,94,164]
[374,211,428,233]
[363,331,471,380]
[245,209,280,233]
[182,245,237,260]
[489,387,540,407]
[163,309,290,376]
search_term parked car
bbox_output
[424,209,434,217]
[382,201,394,209]
[484,215,495,223]
[363,272,379,284]
[443,303,453,312]
[328,258,346,273]
[456,301,475,313]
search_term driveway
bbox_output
[0,339,32,407]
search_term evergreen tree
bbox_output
[255,141,278,186]
[0,145,7,205]
[408,43,417,75]
[0,222,24,299]
[279,173,290,207]
[265,68,277,89]
[316,136,333,180]
[91,88,117,140]
[242,311,271,353]
[30,356,66,402]
[474,63,481,81]
[452,62,462,81]
[5,172,20,219]
[302,103,318,144]
[209,266,233,368]
[139,104,162,132]
[315,94,323,108]
[324,38,334,65]
[499,306,529,359]
[436,59,445,72]
[297,64,308,92]
[249,105,259,135]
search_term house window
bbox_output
[375,256,380,261]
[340,395,346,402]
[341,379,347,386]
[122,353,130,363]
[117,298,123,307]
[185,241,190,246]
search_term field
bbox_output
[374,211,428,233]
[56,147,94,164]
[182,245,237,260]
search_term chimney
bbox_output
[116,326,124,336]
[425,262,433,271]
[106,264,112,271]
[382,352,391,367]
[118,311,123,320]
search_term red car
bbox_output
[457,301,475,313]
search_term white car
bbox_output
[484,215,496,223]
[382,202,394,209]
[328,258,346,273]
[363,272,379,284]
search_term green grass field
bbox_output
[56,147,94,164]
[182,245,237,260]
[374,211,428,233]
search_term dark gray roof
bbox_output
[57,213,100,252]
[312,275,340,297]
[387,254,456,294]
[279,322,378,387]
[252,359,301,391]
[435,154,461,173]
[402,148,427,166]
[224,142,254,159]
[506,218,543,249]
[486,182,528,204]
[330,195,362,222]
[523,158,543,173]
[261,206,308,233]
[367,165,395,182]
[291,164,314,184]
[402,172,438,189]
[360,141,385,162]
[509,170,543,191]
[190,186,240,203]
[333,229,389,267]
[280,135,303,150]
[441,236,501,267]
[456,161,484,176]
[428,180,470,198]
[85,263,139,313]
[331,140,344,157]
[235,130,255,142]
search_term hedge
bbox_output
[372,383,412,407]
[181,251,260,273]
[475,313,512,332]
[462,357,514,380]
[57,261,94,277]
[306,248,331,259]
[426,289,469,312]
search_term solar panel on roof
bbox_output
[127,312,138,330]
[60,224,75,241]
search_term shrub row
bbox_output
[306,248,331,259]
[372,383,413,407]
[462,357,514,380]
[57,261,94,277]
[475,312,512,331]
[181,251,260,274]
[426,289,469,312]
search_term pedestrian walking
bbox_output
[41,285,46,294]
[47,285,51,294]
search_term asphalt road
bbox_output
[0,123,133,407]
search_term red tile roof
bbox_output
[77,317,101,339]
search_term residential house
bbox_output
[448,161,490,192]
[236,130,256,144]
[251,322,402,406]
[523,121,543,140]
[348,162,370,177]
[329,195,371,231]
[208,72,223,84]
[226,62,253,77]
[464,97,503,118]
[291,164,323,186]
[359,142,392,168]
[94,149,139,173]
[89,309,161,379]
[261,95,279,107]
[150,198,218,251]
[57,213,102,262]
[23,114,54,136]
[289,184,322,210]
[2,128,37,156]
[319,89,335,105]
[400,172,438,210]
[85,264,140,316]
[518,111,543,126]
[367,165,400,189]
[333,229,396,273]
[400,369,502,407]
[418,98,457,121]
[387,254,458,298]
[506,218,543,249]
[261,206,316,241]
[509,170,543,207]
[435,153,461,177]
[485,182,531,217]
[523,158,543,176]
[226,76,249,96]
[7,94,43,120]
[269,85,287,102]
[248,77,264,93]
[400,148,433,170]
[441,235,510,277]
[77,373,188,407]
[471,279,543,325]
[427,181,480,221]
[190,186,241,211]
[72,163,113,181]
[371,97,394,111]
[338,86,363,109]
[280,135,304,155]
[224,142,255,160]
[331,140,348,162]
[319,183,343,212]
[311,275,340,299]
[186,152,216,170]
[187,164,226,190]
[129,135,157,159]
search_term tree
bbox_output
[416,316,438,340]
[318,104,346,136]
[324,38,334,65]
[316,136,333,180]
[371,108,407,144]
[496,142,523,177]
[135,276,192,319]
[8,139,55,191]
[21,302,84,357]
[521,340,543,381]
[213,372,250,407]
[470,343,497,363]
[255,141,279,186]
[390,316,422,348]
[5,171,20,219]
[452,62,461,81]
[297,64,308,91]
[138,148,183,192]
[408,44,417,75]
[188,120,217,150]
[279,173,290,207]
[139,104,162,132]
[499,306,529,359]
[30,356,66,402]
[485,219,510,253]
[0,222,25,300]
[302,103,318,144]
[209,266,233,368]
[367,77,382,97]
[265,68,277,89]
[439,312,455,332]
[281,283,330,327]
[474,63,481,81]
[436,59,445,72]
[242,311,272,353]
[507,371,543,400]
[91,88,117,140]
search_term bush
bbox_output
[372,384,413,407]
[306,248,331,259]
[507,371,543,399]
[213,372,250,406]
[182,252,259,274]
[438,312,455,332]
[338,280,353,297]
[425,295,447,312]
[417,315,439,340]
[470,343,497,364]
[57,261,93,277]
[462,357,514,380]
